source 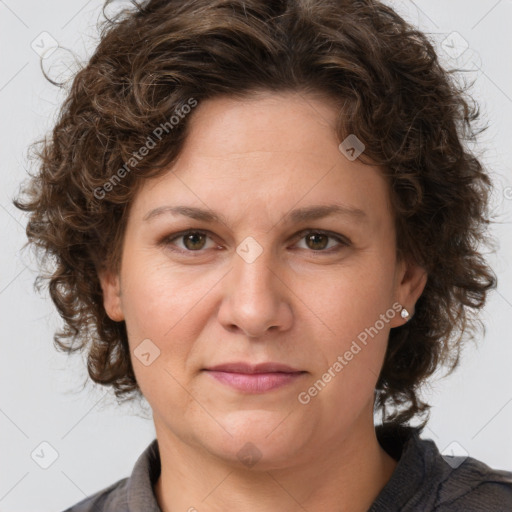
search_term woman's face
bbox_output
[101,91,426,469]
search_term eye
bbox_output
[161,230,217,253]
[159,229,350,255]
[293,229,351,253]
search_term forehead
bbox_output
[130,92,392,228]
[182,91,341,158]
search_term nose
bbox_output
[217,242,293,338]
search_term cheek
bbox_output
[312,258,395,337]
[305,258,395,395]
[120,255,206,336]
[119,260,205,383]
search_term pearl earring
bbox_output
[400,307,410,320]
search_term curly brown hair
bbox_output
[14,0,497,429]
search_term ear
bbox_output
[98,269,124,322]
[390,256,428,327]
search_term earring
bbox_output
[400,307,410,320]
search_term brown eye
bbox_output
[161,230,216,254]
[294,230,350,252]
[161,229,350,257]
[182,232,207,250]
[304,233,329,250]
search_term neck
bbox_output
[153,409,398,512]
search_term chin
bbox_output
[197,411,311,470]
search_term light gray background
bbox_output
[1,1,511,510]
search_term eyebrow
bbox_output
[143,203,368,226]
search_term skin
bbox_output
[100,91,427,512]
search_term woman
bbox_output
[14,0,512,510]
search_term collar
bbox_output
[124,424,425,512]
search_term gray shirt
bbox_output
[62,424,512,511]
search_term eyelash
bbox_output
[159,229,351,256]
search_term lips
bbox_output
[203,362,306,393]
[204,362,303,374]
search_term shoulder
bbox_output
[374,423,512,511]
[432,452,512,511]
[60,477,129,512]
[60,438,161,512]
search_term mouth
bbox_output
[202,362,307,393]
